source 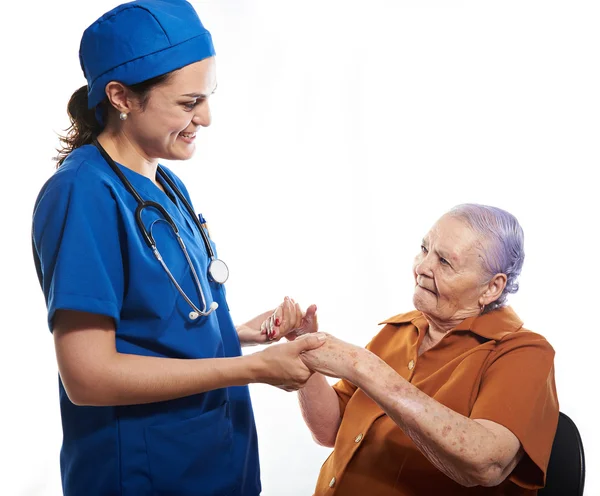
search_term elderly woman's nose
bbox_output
[415,255,434,276]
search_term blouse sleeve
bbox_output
[332,334,380,416]
[469,334,559,489]
[332,378,359,417]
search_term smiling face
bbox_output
[120,57,217,162]
[412,214,492,326]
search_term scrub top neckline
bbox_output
[156,173,199,236]
[87,145,198,238]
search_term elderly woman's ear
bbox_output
[480,273,508,308]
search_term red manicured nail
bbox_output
[275,318,280,326]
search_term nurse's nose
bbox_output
[192,100,211,127]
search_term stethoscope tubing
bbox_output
[92,138,224,317]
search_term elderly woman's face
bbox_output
[413,215,489,323]
[128,57,217,161]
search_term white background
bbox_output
[0,1,598,495]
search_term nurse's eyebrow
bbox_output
[182,84,218,98]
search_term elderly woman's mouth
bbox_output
[416,284,437,295]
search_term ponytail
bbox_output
[55,72,174,167]
[55,85,104,167]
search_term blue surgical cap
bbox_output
[79,0,215,111]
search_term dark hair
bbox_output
[55,73,174,167]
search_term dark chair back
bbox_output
[538,412,585,496]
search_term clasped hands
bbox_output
[238,296,366,389]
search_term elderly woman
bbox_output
[269,204,558,495]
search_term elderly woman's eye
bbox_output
[421,245,428,254]
[440,257,450,266]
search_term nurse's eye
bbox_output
[182,99,203,111]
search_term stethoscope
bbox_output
[93,138,228,320]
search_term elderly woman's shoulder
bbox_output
[497,325,556,357]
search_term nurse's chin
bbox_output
[168,144,197,161]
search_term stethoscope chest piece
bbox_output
[92,138,226,320]
[208,259,229,284]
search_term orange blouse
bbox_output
[314,306,559,495]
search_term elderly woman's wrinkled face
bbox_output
[413,215,489,324]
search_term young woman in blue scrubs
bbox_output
[31,1,325,495]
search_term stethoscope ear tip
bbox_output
[189,301,218,320]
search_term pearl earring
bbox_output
[119,112,128,121]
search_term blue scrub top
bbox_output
[32,145,261,496]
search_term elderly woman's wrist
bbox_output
[345,348,379,385]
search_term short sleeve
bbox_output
[332,335,379,416]
[32,167,125,330]
[332,378,359,417]
[470,334,559,489]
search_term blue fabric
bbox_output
[80,0,215,110]
[32,145,261,496]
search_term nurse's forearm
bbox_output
[67,353,265,406]
[53,311,324,407]
[235,324,263,347]
[348,353,520,488]
[298,373,341,447]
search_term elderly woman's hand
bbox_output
[253,333,327,391]
[299,333,369,380]
[260,297,318,342]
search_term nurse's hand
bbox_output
[237,304,297,346]
[236,310,278,346]
[254,333,328,391]
[260,297,318,341]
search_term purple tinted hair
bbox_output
[448,204,525,313]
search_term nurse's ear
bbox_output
[104,81,138,118]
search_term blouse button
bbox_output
[408,359,415,370]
